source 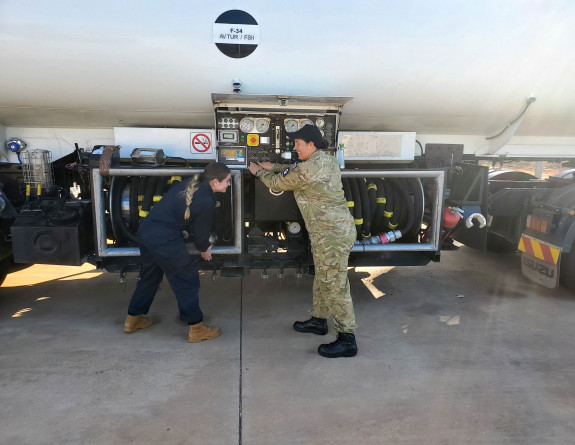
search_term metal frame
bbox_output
[342,170,445,253]
[91,167,444,258]
[91,168,242,257]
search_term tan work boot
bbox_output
[188,322,221,343]
[123,314,153,333]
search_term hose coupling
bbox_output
[356,230,403,245]
[465,213,487,229]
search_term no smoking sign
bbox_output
[191,133,212,153]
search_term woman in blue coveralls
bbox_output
[123,162,232,343]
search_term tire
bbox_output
[560,241,575,292]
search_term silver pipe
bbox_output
[100,245,242,257]
[430,171,445,250]
[341,170,444,179]
[352,243,438,252]
[107,167,204,176]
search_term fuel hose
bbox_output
[139,176,159,218]
[381,179,394,231]
[387,179,402,230]
[371,178,387,233]
[355,178,371,238]
[348,177,363,239]
[366,180,377,230]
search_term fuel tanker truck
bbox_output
[0,3,574,290]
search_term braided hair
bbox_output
[183,162,231,220]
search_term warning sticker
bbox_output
[213,10,259,59]
[213,24,260,44]
[191,133,211,153]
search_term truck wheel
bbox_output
[560,242,575,292]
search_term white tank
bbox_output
[1,2,574,159]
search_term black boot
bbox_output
[293,316,328,335]
[318,333,358,358]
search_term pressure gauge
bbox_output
[315,118,325,128]
[300,118,313,128]
[255,118,270,133]
[239,118,254,133]
[287,221,302,234]
[285,119,299,133]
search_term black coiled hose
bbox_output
[389,178,415,237]
[347,178,363,238]
[371,178,386,233]
[140,176,159,217]
[381,179,394,232]
[343,176,423,242]
[355,178,371,238]
[366,180,377,226]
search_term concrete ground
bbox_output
[1,246,574,445]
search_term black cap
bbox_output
[289,124,323,147]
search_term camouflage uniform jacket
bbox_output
[256,150,354,236]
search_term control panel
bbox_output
[215,112,337,166]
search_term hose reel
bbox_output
[342,177,424,243]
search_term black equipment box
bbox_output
[11,200,93,266]
[254,180,300,221]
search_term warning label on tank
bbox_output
[213,24,260,44]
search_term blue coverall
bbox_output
[127,179,215,324]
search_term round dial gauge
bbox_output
[287,221,302,234]
[255,118,270,133]
[285,119,299,133]
[315,118,325,128]
[239,118,254,133]
[299,118,313,128]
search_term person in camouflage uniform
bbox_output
[248,124,358,358]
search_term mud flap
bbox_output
[518,234,561,289]
[520,252,560,289]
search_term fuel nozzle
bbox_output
[355,230,403,245]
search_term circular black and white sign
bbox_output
[213,10,259,59]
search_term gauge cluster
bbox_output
[215,112,337,167]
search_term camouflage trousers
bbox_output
[310,229,357,333]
